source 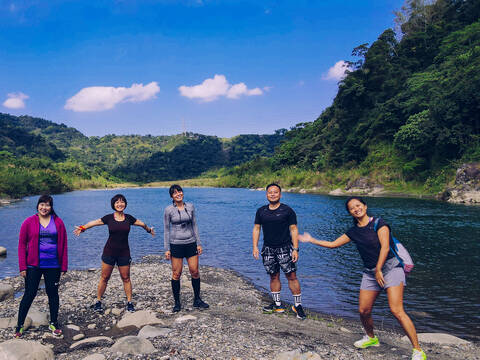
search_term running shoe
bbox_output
[126,302,135,313]
[412,349,427,360]
[262,302,285,313]
[291,305,306,320]
[14,326,24,338]
[193,298,210,309]
[354,335,380,348]
[48,323,62,336]
[93,300,103,313]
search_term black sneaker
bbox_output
[193,298,209,309]
[292,304,306,320]
[172,301,181,313]
[126,302,135,313]
[93,300,103,313]
[262,302,285,313]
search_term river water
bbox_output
[1,188,479,340]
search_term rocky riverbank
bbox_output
[0,256,478,360]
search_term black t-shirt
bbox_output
[101,213,137,257]
[254,203,297,248]
[345,217,394,269]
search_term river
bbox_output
[1,188,479,340]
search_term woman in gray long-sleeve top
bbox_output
[164,184,209,313]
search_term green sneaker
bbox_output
[354,335,380,348]
[14,326,24,338]
[412,349,427,360]
[48,323,62,336]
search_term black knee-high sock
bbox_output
[171,279,180,303]
[191,277,201,300]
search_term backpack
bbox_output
[373,217,414,274]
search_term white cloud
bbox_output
[64,82,160,112]
[179,74,263,102]
[323,60,352,81]
[3,92,29,109]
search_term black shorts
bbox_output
[170,242,198,259]
[261,244,297,275]
[101,255,132,267]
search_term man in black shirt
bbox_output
[252,183,306,319]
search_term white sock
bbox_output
[293,293,302,307]
[271,291,281,306]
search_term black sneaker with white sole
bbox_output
[292,304,306,320]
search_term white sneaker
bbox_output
[412,349,427,360]
[353,334,379,348]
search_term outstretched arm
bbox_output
[73,219,104,236]
[252,224,261,259]
[298,232,351,248]
[133,219,155,236]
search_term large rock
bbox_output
[0,284,14,301]
[82,354,105,360]
[402,333,470,345]
[0,247,6,256]
[174,315,197,323]
[25,308,48,327]
[70,336,114,350]
[442,162,480,204]
[0,317,32,330]
[116,310,164,329]
[137,325,170,339]
[275,349,322,360]
[0,339,54,360]
[109,336,155,355]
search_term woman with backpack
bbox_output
[298,196,426,360]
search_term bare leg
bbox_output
[187,255,199,279]
[118,265,132,302]
[97,262,114,301]
[387,284,421,350]
[358,289,380,337]
[285,271,301,295]
[171,257,184,280]
[269,272,281,292]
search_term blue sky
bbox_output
[0,0,404,137]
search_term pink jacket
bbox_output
[18,214,68,272]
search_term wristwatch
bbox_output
[292,247,299,252]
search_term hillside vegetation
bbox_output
[207,0,480,195]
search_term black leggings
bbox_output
[17,268,61,328]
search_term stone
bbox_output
[0,246,6,256]
[109,335,155,355]
[66,324,80,331]
[402,333,470,345]
[275,350,322,360]
[116,310,164,329]
[339,327,351,333]
[87,323,96,329]
[25,308,48,327]
[104,308,111,315]
[111,308,122,316]
[70,336,114,350]
[82,355,106,360]
[329,188,343,196]
[174,315,197,323]
[0,339,54,360]
[0,283,14,301]
[0,316,32,330]
[137,325,170,338]
[73,333,85,340]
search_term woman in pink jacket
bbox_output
[15,195,68,338]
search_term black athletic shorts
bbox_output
[170,242,198,259]
[101,255,132,267]
[261,244,297,275]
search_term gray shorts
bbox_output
[361,257,406,291]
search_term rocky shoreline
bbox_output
[0,255,478,360]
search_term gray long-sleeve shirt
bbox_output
[163,202,200,251]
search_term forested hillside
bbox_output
[215,0,480,194]
[0,113,282,197]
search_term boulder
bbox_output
[0,246,6,256]
[66,324,80,331]
[0,339,54,360]
[0,284,14,301]
[25,308,48,327]
[442,162,480,204]
[116,310,164,329]
[137,325,170,338]
[328,188,343,196]
[401,333,470,345]
[82,355,105,360]
[0,317,32,330]
[70,336,114,350]
[109,336,155,355]
[275,349,322,360]
[174,315,197,323]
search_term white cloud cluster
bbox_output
[64,82,160,112]
[178,75,263,102]
[3,92,29,109]
[323,60,352,81]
